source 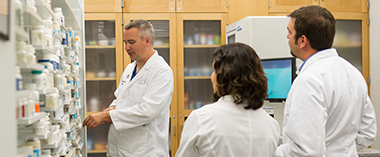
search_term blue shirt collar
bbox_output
[298,49,326,72]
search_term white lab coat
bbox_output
[106,51,174,157]
[176,95,280,157]
[275,48,377,157]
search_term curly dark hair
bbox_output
[212,43,268,110]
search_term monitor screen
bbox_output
[261,57,296,101]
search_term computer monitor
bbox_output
[261,57,296,102]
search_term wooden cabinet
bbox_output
[320,0,368,13]
[86,0,227,13]
[84,0,122,13]
[123,0,176,12]
[176,0,227,12]
[176,13,227,149]
[269,0,368,13]
[269,0,318,13]
[84,13,124,155]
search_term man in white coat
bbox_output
[275,5,377,157]
[82,19,174,157]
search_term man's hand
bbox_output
[82,112,112,129]
[103,106,116,112]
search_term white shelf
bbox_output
[52,114,69,123]
[16,90,32,98]
[34,45,55,56]
[42,133,65,149]
[15,26,29,41]
[67,0,82,9]
[40,102,63,112]
[18,63,45,71]
[17,112,47,125]
[37,88,57,94]
[24,9,44,26]
[36,2,55,19]
[51,0,82,31]
[53,32,62,42]
[61,25,68,33]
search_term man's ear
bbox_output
[299,35,308,49]
[145,37,151,47]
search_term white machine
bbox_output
[226,16,291,59]
[226,16,303,131]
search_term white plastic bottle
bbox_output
[24,84,40,113]
[32,25,46,46]
[16,66,23,91]
[43,18,53,33]
[54,73,62,89]
[26,45,37,64]
[14,0,24,27]
[26,137,41,157]
[31,70,44,90]
[52,22,60,36]
[17,41,28,64]
[53,7,65,26]
[44,27,53,49]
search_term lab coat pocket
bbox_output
[120,124,149,155]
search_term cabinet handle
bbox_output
[173,125,176,136]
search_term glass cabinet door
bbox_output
[85,19,117,155]
[177,14,226,142]
[333,20,362,72]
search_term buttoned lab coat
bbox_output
[275,48,377,157]
[176,95,281,157]
[107,51,174,157]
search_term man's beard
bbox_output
[290,50,297,57]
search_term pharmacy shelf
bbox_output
[16,90,31,98]
[36,2,55,19]
[64,45,73,51]
[18,63,45,71]
[37,88,57,94]
[34,45,55,55]
[40,102,64,112]
[86,77,116,81]
[17,112,47,125]
[53,33,62,42]
[24,9,44,26]
[51,0,82,31]
[42,134,65,149]
[67,0,82,9]
[59,143,72,156]
[85,45,116,49]
[52,114,69,123]
[153,45,170,48]
[15,26,29,41]
[17,147,33,157]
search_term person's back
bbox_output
[290,49,368,156]
[183,96,279,157]
[176,43,280,157]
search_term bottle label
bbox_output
[16,78,22,90]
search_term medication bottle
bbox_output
[31,70,44,90]
[43,18,53,33]
[16,66,23,91]
[15,0,24,27]
[32,25,45,46]
[71,88,78,99]
[74,77,80,87]
[74,36,80,47]
[54,73,63,89]
[52,22,60,36]
[18,98,26,118]
[53,7,65,26]
[24,84,40,113]
[26,137,41,157]
[44,27,53,48]
[32,120,47,135]
[66,76,73,88]
[41,149,52,157]
[67,26,73,47]
[17,41,28,64]
[26,45,37,64]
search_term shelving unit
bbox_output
[85,45,116,49]
[12,0,86,156]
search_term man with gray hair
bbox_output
[83,19,174,157]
